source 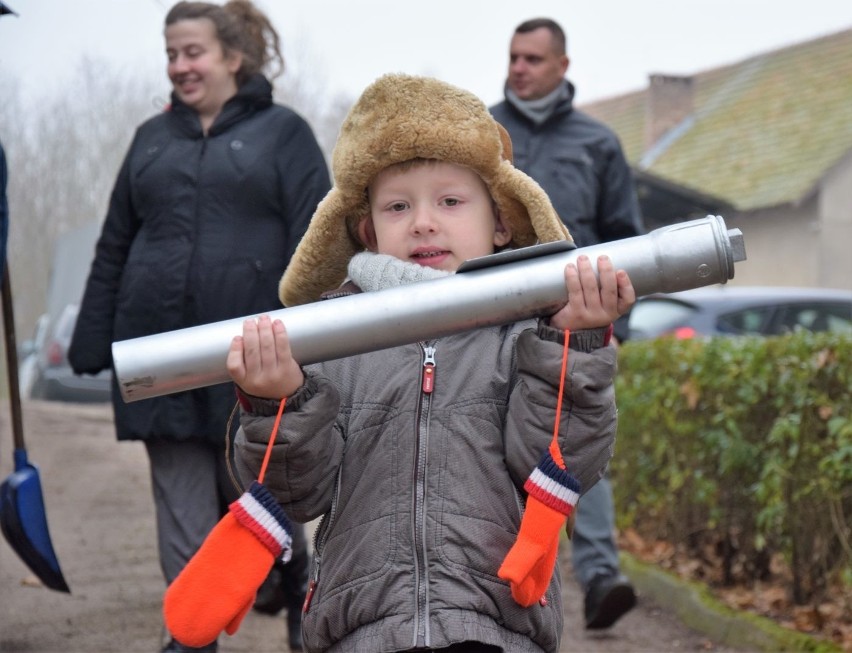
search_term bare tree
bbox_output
[273,36,353,164]
[1,58,163,335]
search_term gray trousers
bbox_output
[145,439,241,584]
[571,475,620,591]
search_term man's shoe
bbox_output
[584,573,637,629]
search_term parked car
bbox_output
[27,304,112,402]
[627,286,852,340]
[18,312,50,398]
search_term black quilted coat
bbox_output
[69,75,331,443]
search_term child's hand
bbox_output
[549,255,636,331]
[226,314,305,399]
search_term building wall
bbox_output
[645,151,852,292]
[725,203,821,288]
[817,152,852,291]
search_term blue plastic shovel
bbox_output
[1,264,70,592]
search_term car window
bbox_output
[716,307,774,335]
[825,312,852,333]
[628,299,699,339]
[766,302,852,335]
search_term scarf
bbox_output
[505,81,571,126]
[347,252,451,292]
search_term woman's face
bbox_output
[165,17,242,121]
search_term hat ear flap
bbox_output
[496,123,514,163]
[279,188,362,307]
[490,162,570,248]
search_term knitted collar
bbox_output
[505,80,572,126]
[347,252,450,292]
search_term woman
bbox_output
[69,2,330,651]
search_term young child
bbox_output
[228,74,635,652]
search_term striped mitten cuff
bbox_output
[523,450,581,516]
[231,482,294,562]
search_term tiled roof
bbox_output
[581,28,852,211]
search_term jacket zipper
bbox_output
[302,466,343,616]
[304,344,439,644]
[412,343,436,648]
[421,345,436,393]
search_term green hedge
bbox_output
[612,331,851,604]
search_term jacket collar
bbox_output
[504,79,575,126]
[169,74,273,137]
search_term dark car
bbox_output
[627,286,852,340]
[28,303,112,402]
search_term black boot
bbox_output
[287,608,304,652]
[252,523,309,651]
[584,573,637,629]
[280,524,308,652]
[252,559,288,615]
[253,522,310,614]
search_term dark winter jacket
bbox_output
[234,285,618,652]
[491,80,644,248]
[68,75,331,443]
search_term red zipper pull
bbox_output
[303,579,317,614]
[422,346,436,393]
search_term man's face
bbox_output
[507,27,569,101]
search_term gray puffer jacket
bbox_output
[235,310,617,652]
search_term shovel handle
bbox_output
[2,261,26,451]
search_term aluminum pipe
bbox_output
[113,215,745,402]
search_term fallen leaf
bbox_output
[20,575,43,588]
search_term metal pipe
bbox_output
[113,215,745,402]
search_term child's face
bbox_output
[359,161,512,272]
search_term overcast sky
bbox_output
[2,0,852,108]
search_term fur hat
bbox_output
[279,73,571,307]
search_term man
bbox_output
[491,17,644,630]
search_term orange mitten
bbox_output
[163,481,293,648]
[499,450,580,607]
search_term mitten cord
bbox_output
[258,397,286,484]
[549,330,570,471]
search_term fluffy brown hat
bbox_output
[279,73,571,307]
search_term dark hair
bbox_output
[514,18,566,56]
[165,0,284,85]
